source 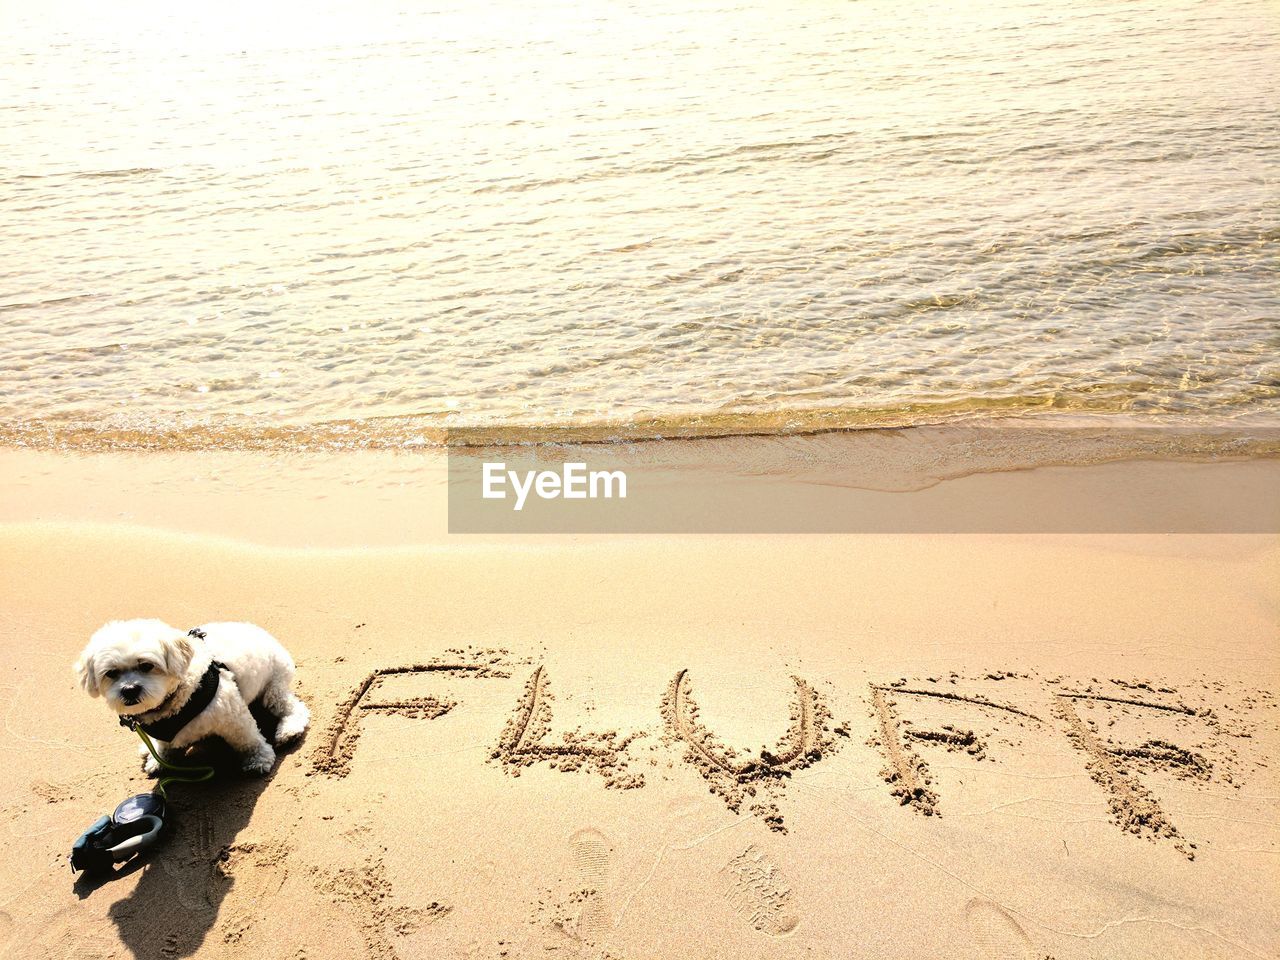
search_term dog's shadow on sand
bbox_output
[75,708,298,959]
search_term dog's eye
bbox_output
[138,663,154,673]
[104,669,121,680]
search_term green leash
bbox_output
[133,729,216,800]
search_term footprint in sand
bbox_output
[217,841,291,944]
[566,827,614,946]
[720,845,799,937]
[964,897,1034,959]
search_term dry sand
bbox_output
[0,447,1277,959]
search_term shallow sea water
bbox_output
[1,0,1277,448]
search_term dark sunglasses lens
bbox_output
[114,793,166,823]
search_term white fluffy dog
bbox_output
[75,619,310,775]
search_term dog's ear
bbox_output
[74,650,100,698]
[162,630,195,677]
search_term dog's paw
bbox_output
[241,745,276,775]
[138,742,163,775]
[273,707,310,745]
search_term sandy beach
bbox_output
[1,448,1276,960]
[3,3,1277,955]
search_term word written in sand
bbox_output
[310,649,512,778]
[491,666,647,789]
[313,661,1269,852]
[867,673,1243,860]
[661,669,841,832]
[482,462,627,511]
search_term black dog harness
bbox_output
[119,629,227,742]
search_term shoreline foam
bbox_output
[2,404,1278,453]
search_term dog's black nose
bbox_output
[119,684,143,704]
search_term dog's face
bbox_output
[74,620,195,715]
